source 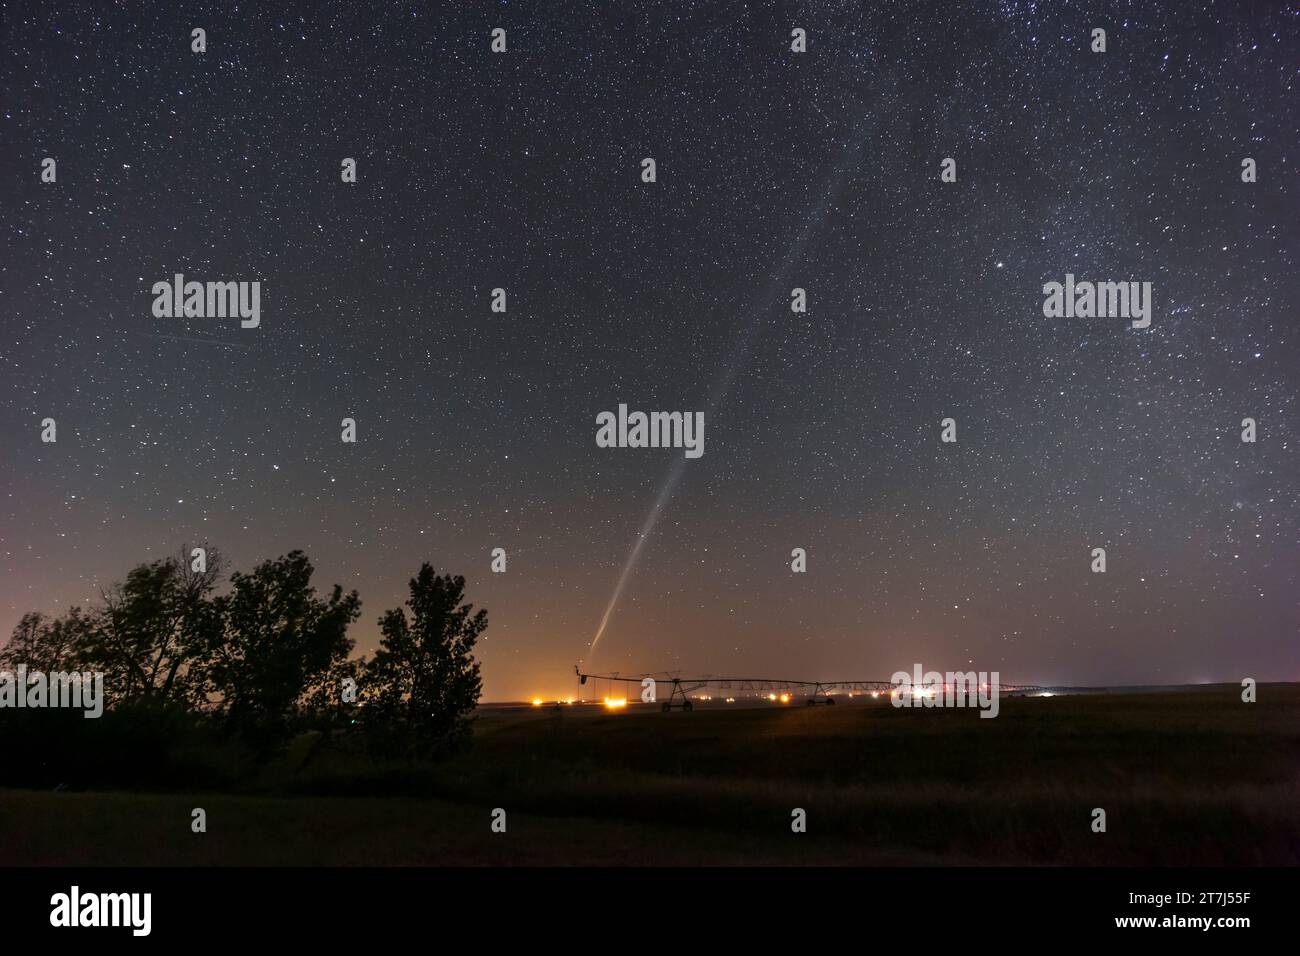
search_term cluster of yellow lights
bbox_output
[531,697,578,706]
[603,697,627,709]
[889,686,938,700]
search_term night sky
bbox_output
[2,1,1296,702]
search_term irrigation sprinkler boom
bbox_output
[574,666,1042,710]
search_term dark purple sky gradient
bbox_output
[2,1,1296,700]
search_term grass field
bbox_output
[4,685,1298,865]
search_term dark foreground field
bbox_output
[4,685,1299,865]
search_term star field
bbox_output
[2,1,1297,700]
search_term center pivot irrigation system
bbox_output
[574,667,1044,711]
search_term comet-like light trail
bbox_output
[586,128,869,663]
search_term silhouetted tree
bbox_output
[298,654,366,735]
[198,550,360,750]
[0,610,92,674]
[0,553,224,789]
[81,547,223,708]
[363,564,485,758]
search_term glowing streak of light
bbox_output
[588,454,689,654]
[587,129,867,662]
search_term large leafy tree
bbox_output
[82,548,224,708]
[199,550,360,749]
[363,564,485,757]
[0,609,95,675]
